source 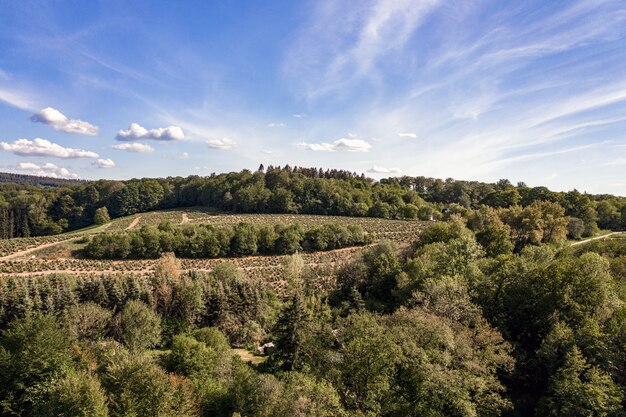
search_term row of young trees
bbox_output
[3,165,625,239]
[83,221,370,259]
[1,217,626,416]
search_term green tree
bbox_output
[115,300,162,351]
[269,293,310,371]
[537,347,622,417]
[35,371,109,417]
[93,206,110,225]
[0,315,73,416]
[230,223,258,256]
[103,352,198,417]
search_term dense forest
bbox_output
[1,216,625,416]
[1,165,625,239]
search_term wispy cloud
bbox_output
[116,123,184,141]
[285,0,443,99]
[0,138,98,158]
[31,107,98,135]
[0,87,36,110]
[267,122,286,127]
[398,132,417,139]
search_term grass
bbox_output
[232,348,267,365]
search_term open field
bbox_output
[0,208,426,293]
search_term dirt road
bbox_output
[124,216,142,230]
[570,231,626,246]
[0,239,76,261]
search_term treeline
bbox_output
[84,221,369,259]
[0,172,85,187]
[2,165,626,239]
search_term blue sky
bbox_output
[1,0,626,194]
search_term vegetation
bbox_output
[2,165,624,240]
[1,168,626,416]
[84,221,370,259]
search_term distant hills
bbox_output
[0,172,85,187]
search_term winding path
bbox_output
[570,231,626,246]
[0,239,77,262]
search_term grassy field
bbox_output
[0,208,427,293]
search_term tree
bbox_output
[93,206,110,225]
[115,300,162,351]
[269,293,310,371]
[537,347,622,417]
[567,217,585,239]
[64,302,112,341]
[35,371,109,417]
[335,312,400,415]
[0,315,73,416]
[230,223,258,256]
[103,352,198,417]
[596,200,620,230]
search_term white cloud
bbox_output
[267,122,286,127]
[179,152,189,158]
[298,137,372,152]
[398,132,417,139]
[93,158,115,168]
[116,123,184,141]
[15,162,79,179]
[368,165,402,174]
[293,114,305,118]
[206,137,237,149]
[111,143,155,153]
[262,150,273,154]
[0,138,99,159]
[30,107,99,135]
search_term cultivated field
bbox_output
[0,208,427,293]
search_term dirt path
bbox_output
[181,213,190,225]
[125,216,142,230]
[0,238,77,261]
[570,231,626,246]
